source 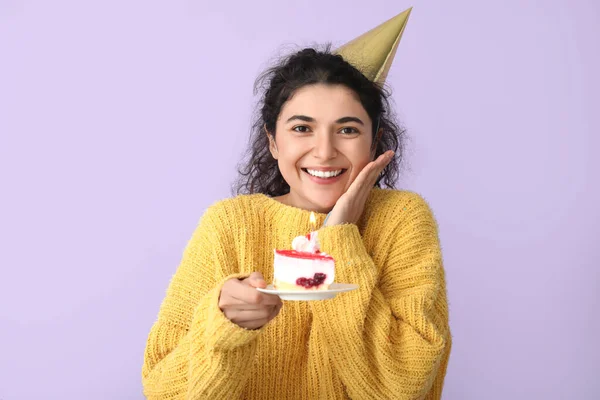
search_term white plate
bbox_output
[257,283,359,301]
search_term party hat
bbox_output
[335,7,412,84]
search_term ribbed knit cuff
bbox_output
[198,273,263,351]
[317,224,378,285]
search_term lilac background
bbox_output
[1,0,598,399]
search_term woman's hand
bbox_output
[219,272,283,330]
[325,150,394,227]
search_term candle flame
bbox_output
[309,212,316,228]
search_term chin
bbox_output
[304,192,341,213]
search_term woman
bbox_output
[142,9,451,399]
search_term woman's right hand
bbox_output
[219,272,283,330]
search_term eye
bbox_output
[292,125,311,133]
[339,127,359,135]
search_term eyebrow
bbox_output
[285,115,365,125]
[286,115,315,123]
[336,116,364,125]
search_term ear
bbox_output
[266,126,279,160]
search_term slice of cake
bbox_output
[273,232,335,291]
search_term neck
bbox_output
[273,193,333,214]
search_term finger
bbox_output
[231,290,281,307]
[360,151,394,188]
[253,293,282,306]
[246,272,267,289]
[371,151,394,176]
[222,278,264,305]
[227,307,274,323]
[230,280,280,306]
[351,152,391,189]
[239,317,272,330]
[219,279,250,307]
[229,282,263,304]
[346,162,379,196]
[269,300,283,320]
[346,164,373,194]
[343,152,392,207]
[223,278,257,300]
[220,303,267,311]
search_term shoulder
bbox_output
[185,194,269,249]
[364,189,439,232]
[366,190,443,266]
[197,194,269,231]
[368,188,436,216]
[368,188,427,205]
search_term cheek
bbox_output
[275,142,307,177]
[355,153,372,168]
[346,144,373,175]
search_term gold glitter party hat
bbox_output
[335,7,412,83]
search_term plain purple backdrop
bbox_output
[1,0,598,399]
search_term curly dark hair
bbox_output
[234,45,406,196]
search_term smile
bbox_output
[301,168,347,180]
[305,169,343,178]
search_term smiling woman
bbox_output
[265,83,384,212]
[235,47,405,212]
[142,8,451,400]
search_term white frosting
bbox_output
[291,231,320,253]
[273,251,335,285]
[291,235,310,251]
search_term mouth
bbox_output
[301,168,347,184]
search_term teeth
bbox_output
[306,169,343,178]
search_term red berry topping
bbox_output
[296,277,308,286]
[296,273,328,288]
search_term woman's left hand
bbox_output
[325,150,394,227]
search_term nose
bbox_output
[312,132,337,160]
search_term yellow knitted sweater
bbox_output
[142,189,451,399]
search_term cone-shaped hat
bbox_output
[335,7,412,83]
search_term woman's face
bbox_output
[270,84,374,213]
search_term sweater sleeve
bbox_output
[310,194,451,400]
[141,204,261,399]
